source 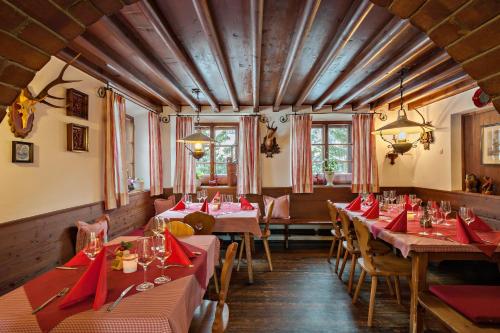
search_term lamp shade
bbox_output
[176,131,214,144]
[372,114,434,136]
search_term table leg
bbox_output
[244,232,254,284]
[410,252,428,333]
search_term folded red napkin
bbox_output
[469,215,493,232]
[171,199,186,210]
[455,215,484,244]
[385,209,407,232]
[403,194,412,210]
[164,229,193,266]
[211,192,220,203]
[59,248,108,310]
[362,200,379,219]
[200,199,209,214]
[240,197,255,210]
[346,195,361,211]
[366,193,375,204]
[64,251,91,267]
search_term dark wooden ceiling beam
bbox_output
[192,0,238,111]
[70,36,180,111]
[294,0,374,107]
[327,34,434,111]
[135,1,218,111]
[250,0,264,111]
[313,15,409,110]
[273,0,322,111]
[408,79,477,110]
[100,16,198,110]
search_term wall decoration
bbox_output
[419,129,434,150]
[260,120,280,158]
[7,55,81,138]
[67,123,89,152]
[480,123,500,165]
[66,88,88,120]
[464,173,479,193]
[480,176,495,195]
[12,141,34,163]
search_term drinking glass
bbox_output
[389,190,397,204]
[459,207,474,224]
[153,235,172,284]
[383,191,389,202]
[411,197,421,212]
[228,194,234,203]
[136,237,156,292]
[196,191,202,203]
[440,201,452,226]
[83,232,103,260]
[184,194,192,207]
[431,210,444,236]
[201,189,208,202]
[152,217,167,236]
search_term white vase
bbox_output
[325,172,335,186]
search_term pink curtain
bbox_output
[104,90,129,210]
[291,114,313,193]
[148,112,163,196]
[352,114,379,193]
[173,117,196,194]
[237,116,261,195]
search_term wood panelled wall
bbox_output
[462,109,500,192]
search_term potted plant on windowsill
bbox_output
[324,159,338,186]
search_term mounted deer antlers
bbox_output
[8,54,82,138]
[260,120,280,158]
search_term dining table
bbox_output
[0,235,219,333]
[334,202,500,333]
[157,202,261,284]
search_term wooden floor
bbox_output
[213,241,500,333]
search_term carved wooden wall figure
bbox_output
[260,120,280,158]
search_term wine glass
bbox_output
[152,217,167,236]
[383,191,389,202]
[136,237,156,292]
[196,191,202,203]
[185,194,192,208]
[228,194,234,203]
[431,209,444,236]
[411,197,421,212]
[459,207,474,224]
[389,190,397,204]
[153,235,172,284]
[83,232,103,260]
[440,201,452,226]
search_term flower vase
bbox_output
[325,172,335,186]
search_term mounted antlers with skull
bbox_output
[260,120,280,158]
[8,54,81,138]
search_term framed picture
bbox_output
[67,123,89,152]
[12,141,33,163]
[481,123,500,165]
[66,88,89,120]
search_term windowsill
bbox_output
[199,185,236,189]
[314,184,351,188]
[129,189,150,196]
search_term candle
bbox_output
[122,252,138,273]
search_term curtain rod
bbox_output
[98,84,160,114]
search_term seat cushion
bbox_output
[75,216,109,253]
[263,195,290,219]
[429,285,500,324]
[154,195,176,215]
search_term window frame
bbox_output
[125,114,135,179]
[311,121,353,175]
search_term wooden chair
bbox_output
[351,218,412,327]
[326,200,344,273]
[189,242,238,333]
[166,220,195,237]
[184,211,216,235]
[237,200,274,272]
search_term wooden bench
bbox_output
[261,218,331,248]
[418,292,500,333]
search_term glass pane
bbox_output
[335,161,350,173]
[328,145,349,161]
[197,146,211,163]
[312,145,324,162]
[312,161,323,175]
[196,163,210,176]
[215,128,236,145]
[328,125,350,144]
[215,146,235,163]
[215,163,227,175]
[311,127,324,144]
[195,127,210,137]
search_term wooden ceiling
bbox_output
[0,0,498,118]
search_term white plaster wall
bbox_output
[133,113,150,189]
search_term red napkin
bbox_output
[346,195,361,211]
[385,210,407,232]
[366,193,375,204]
[211,192,220,203]
[240,197,255,210]
[164,229,193,266]
[64,251,91,267]
[200,199,209,214]
[455,215,484,244]
[362,200,379,219]
[171,199,186,210]
[469,215,493,232]
[404,194,412,210]
[59,248,108,310]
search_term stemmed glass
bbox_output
[383,191,389,202]
[389,190,397,204]
[136,237,156,292]
[153,235,172,284]
[83,232,103,260]
[152,217,167,236]
[410,196,420,212]
[440,201,452,226]
[184,194,192,208]
[200,189,208,203]
[196,191,203,203]
[459,207,474,224]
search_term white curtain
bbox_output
[173,117,196,194]
[148,112,163,196]
[291,114,313,193]
[352,114,379,193]
[237,116,261,194]
[104,90,129,210]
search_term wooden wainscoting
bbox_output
[0,191,159,296]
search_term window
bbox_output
[195,123,238,185]
[311,122,352,175]
[125,115,135,179]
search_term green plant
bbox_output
[323,159,338,173]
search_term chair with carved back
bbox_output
[326,200,344,272]
[189,242,238,333]
[351,218,412,327]
[237,200,274,272]
[184,211,216,235]
[166,220,195,237]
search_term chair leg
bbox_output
[236,237,245,272]
[368,276,378,327]
[327,237,336,263]
[262,237,273,271]
[385,276,395,297]
[352,269,367,305]
[348,253,358,294]
[394,275,402,305]
[334,240,343,274]
[250,235,255,253]
[338,249,349,281]
[213,269,220,294]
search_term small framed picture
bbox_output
[67,123,89,152]
[12,141,34,163]
[481,123,500,165]
[66,88,89,120]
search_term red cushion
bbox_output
[429,285,500,324]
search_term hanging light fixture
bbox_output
[177,89,214,160]
[373,68,434,155]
